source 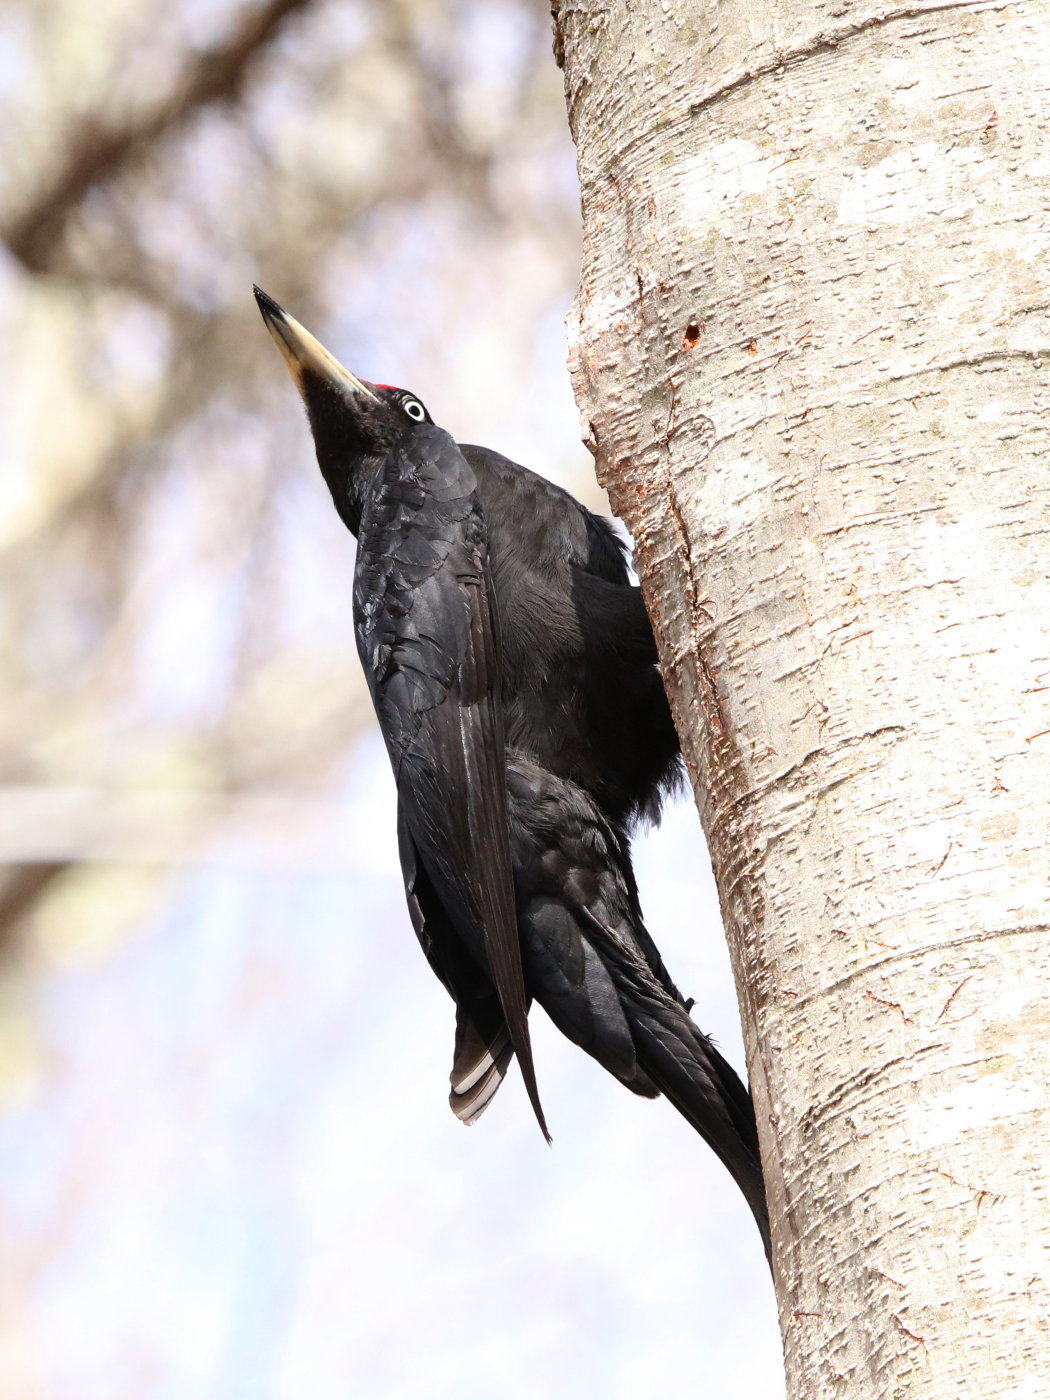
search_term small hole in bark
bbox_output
[683,322,702,347]
[747,339,759,356]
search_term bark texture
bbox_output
[556,1,1050,1394]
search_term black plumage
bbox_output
[505,754,768,1240]
[255,287,770,1254]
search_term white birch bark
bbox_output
[554,1,1050,1394]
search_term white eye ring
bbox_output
[403,398,426,422]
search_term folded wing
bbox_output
[354,426,547,1139]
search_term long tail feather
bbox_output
[630,1008,771,1260]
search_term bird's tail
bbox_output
[449,1012,513,1124]
[630,1003,771,1261]
[505,752,771,1258]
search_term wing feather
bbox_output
[397,806,515,1123]
[356,427,548,1139]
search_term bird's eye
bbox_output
[402,397,426,422]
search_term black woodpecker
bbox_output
[255,287,770,1255]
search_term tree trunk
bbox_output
[554,1,1050,1394]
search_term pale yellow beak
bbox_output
[253,286,378,403]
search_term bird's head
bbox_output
[254,286,434,532]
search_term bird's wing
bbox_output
[355,426,548,1139]
[396,805,514,1123]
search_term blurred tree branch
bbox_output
[0,0,579,978]
[2,0,316,273]
[0,863,69,953]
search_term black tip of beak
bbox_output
[253,285,285,323]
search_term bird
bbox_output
[254,286,770,1254]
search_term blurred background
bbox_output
[0,0,782,1394]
